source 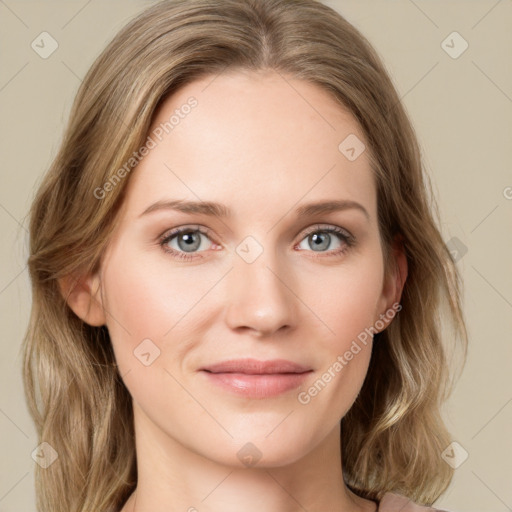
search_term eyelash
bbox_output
[158,224,356,262]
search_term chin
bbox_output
[198,432,312,470]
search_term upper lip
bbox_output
[200,358,312,374]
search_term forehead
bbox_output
[121,69,376,223]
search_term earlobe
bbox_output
[58,272,106,326]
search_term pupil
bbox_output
[311,233,329,251]
[178,232,200,252]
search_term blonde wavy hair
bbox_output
[22,0,468,511]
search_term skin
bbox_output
[62,69,407,512]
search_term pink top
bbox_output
[378,492,449,511]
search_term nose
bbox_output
[223,250,299,338]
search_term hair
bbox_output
[22,0,468,511]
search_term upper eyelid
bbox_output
[160,224,211,237]
[302,223,351,236]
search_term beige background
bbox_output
[1,1,511,510]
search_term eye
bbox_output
[159,224,356,262]
[159,226,216,261]
[296,224,355,257]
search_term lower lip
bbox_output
[201,371,312,399]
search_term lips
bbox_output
[200,358,312,375]
[199,358,313,399]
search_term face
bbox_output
[92,69,397,468]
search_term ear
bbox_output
[375,234,408,330]
[58,271,106,326]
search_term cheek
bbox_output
[311,250,385,350]
[302,248,384,411]
[99,247,222,372]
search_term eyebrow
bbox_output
[139,198,370,221]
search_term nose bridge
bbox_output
[224,237,297,336]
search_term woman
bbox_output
[22,1,467,511]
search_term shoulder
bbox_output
[378,492,451,512]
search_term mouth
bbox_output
[199,358,313,399]
[200,358,312,374]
